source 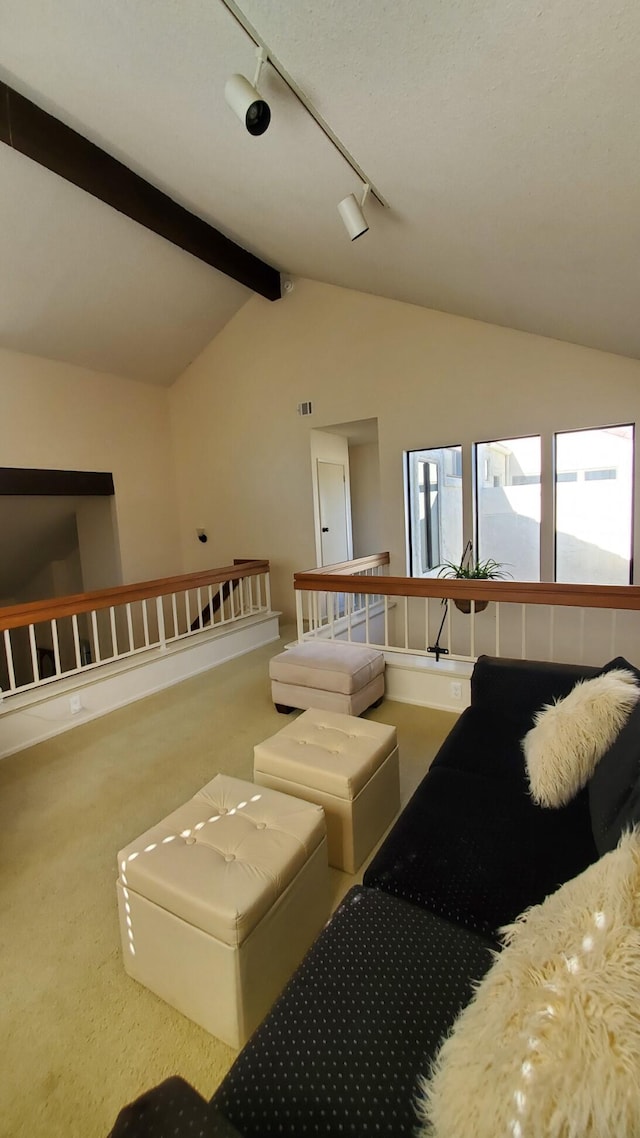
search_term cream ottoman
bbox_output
[254,708,399,873]
[270,640,385,716]
[116,773,328,1048]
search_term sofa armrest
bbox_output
[471,654,599,726]
[212,887,494,1138]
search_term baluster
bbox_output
[72,614,81,669]
[110,607,118,658]
[142,600,150,648]
[295,591,304,643]
[126,603,134,651]
[610,609,617,659]
[156,596,166,650]
[384,597,389,648]
[91,610,101,663]
[51,619,61,676]
[28,624,38,683]
[4,628,16,690]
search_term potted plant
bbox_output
[436,542,511,613]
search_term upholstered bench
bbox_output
[269,640,385,715]
[116,773,328,1048]
[253,708,400,873]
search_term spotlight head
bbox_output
[225,74,271,136]
[338,191,369,241]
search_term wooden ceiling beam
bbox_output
[0,81,281,301]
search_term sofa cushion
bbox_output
[470,655,599,727]
[589,697,640,854]
[522,668,639,807]
[430,705,532,789]
[213,886,494,1138]
[416,829,640,1138]
[363,766,598,938]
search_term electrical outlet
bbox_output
[450,681,462,700]
[69,694,82,714]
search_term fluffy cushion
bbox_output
[522,669,639,807]
[416,829,640,1138]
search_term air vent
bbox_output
[297,401,313,417]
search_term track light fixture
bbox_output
[225,45,271,136]
[220,0,389,234]
[338,183,371,241]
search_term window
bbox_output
[475,436,541,581]
[406,425,634,584]
[555,426,633,584]
[406,446,463,577]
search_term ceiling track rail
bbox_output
[220,0,389,209]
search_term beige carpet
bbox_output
[0,626,457,1138]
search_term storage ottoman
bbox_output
[116,773,329,1048]
[269,640,385,715]
[254,708,400,873]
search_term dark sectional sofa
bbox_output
[110,653,633,1138]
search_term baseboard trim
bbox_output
[385,653,472,713]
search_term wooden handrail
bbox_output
[0,561,269,631]
[294,563,640,611]
[302,552,390,575]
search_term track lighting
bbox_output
[338,183,371,241]
[225,45,271,136]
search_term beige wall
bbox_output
[350,442,381,559]
[0,348,182,584]
[170,279,640,620]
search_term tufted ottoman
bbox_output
[269,640,385,715]
[116,773,328,1048]
[254,708,399,873]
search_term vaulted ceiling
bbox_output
[1,0,639,385]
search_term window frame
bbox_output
[405,422,636,585]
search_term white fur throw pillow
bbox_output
[416,829,640,1138]
[522,669,639,807]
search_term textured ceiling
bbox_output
[0,0,639,384]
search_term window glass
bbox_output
[475,436,541,581]
[407,447,463,576]
[555,426,633,584]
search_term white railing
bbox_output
[294,553,640,668]
[0,560,272,698]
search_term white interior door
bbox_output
[318,460,350,565]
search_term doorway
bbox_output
[317,460,349,565]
